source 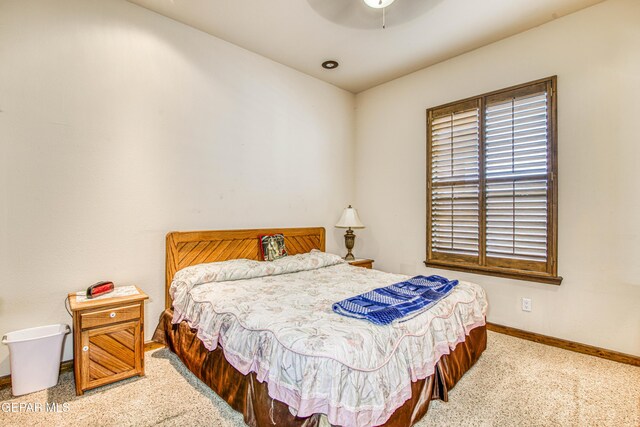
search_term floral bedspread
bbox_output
[170,251,488,427]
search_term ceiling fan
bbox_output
[307,0,439,30]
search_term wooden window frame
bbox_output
[425,77,562,285]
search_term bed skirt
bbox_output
[153,308,486,427]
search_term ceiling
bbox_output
[128,0,603,93]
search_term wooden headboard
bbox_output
[165,227,326,308]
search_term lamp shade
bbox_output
[335,205,365,229]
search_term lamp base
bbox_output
[344,228,356,261]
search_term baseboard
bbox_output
[487,322,640,367]
[0,340,165,391]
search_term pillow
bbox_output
[169,250,346,312]
[260,234,288,261]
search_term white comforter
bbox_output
[170,251,487,427]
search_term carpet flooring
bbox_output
[1,331,639,426]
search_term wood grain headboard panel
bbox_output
[165,227,325,308]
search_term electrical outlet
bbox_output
[521,297,532,312]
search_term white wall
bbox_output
[1,0,637,381]
[0,0,355,376]
[355,0,640,356]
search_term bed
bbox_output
[154,227,487,427]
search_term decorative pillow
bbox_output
[260,234,288,261]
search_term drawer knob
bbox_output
[82,346,89,352]
[109,312,116,318]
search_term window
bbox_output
[426,77,561,284]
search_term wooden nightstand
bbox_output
[67,287,148,395]
[349,258,374,269]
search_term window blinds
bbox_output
[430,108,480,256]
[485,92,549,262]
[426,77,558,283]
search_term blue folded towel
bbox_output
[332,275,459,325]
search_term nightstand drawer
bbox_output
[349,259,374,269]
[80,304,140,329]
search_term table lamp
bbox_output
[335,205,365,260]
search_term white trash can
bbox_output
[2,324,70,396]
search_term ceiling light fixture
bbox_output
[322,60,339,70]
[363,0,396,8]
[308,0,431,30]
[363,0,396,28]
